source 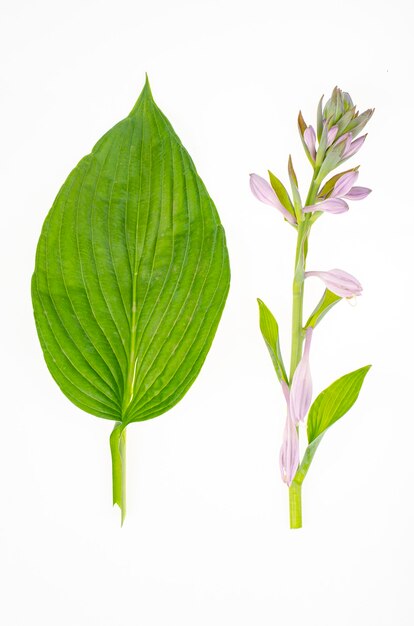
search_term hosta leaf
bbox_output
[257,299,287,383]
[32,77,230,521]
[307,365,371,443]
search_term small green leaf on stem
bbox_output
[298,110,307,136]
[257,299,288,383]
[305,289,341,329]
[316,95,324,141]
[268,170,296,220]
[307,365,371,443]
[292,365,371,491]
[288,155,302,212]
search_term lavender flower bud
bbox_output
[305,269,363,298]
[290,327,313,424]
[279,381,300,486]
[250,174,297,224]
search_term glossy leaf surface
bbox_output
[32,79,230,427]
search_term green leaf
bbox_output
[291,365,371,490]
[315,123,328,169]
[298,111,315,168]
[257,299,287,383]
[298,110,307,136]
[288,155,302,211]
[268,170,296,220]
[343,109,374,137]
[307,365,371,444]
[335,107,356,135]
[316,140,346,183]
[32,77,230,519]
[305,289,341,329]
[316,95,324,142]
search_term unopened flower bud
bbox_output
[305,269,363,298]
[290,327,313,424]
[279,381,299,486]
[250,174,297,225]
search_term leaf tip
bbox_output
[129,74,154,116]
[144,72,152,94]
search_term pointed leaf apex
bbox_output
[129,75,154,116]
[144,72,153,95]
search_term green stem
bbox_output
[110,422,127,526]
[289,221,308,380]
[288,173,320,529]
[289,481,302,529]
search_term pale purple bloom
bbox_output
[279,381,299,486]
[343,186,371,200]
[342,134,367,159]
[332,171,358,196]
[303,170,371,214]
[303,198,349,214]
[332,132,367,160]
[305,269,363,298]
[290,327,313,425]
[304,126,317,160]
[250,173,297,225]
[327,125,339,147]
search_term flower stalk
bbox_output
[287,179,318,528]
[251,86,373,529]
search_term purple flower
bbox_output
[305,269,363,298]
[290,327,313,424]
[279,381,299,486]
[330,132,367,160]
[303,170,371,214]
[250,174,297,225]
[327,125,339,147]
[304,126,317,160]
[342,186,371,200]
[304,198,349,214]
[341,133,367,159]
[332,170,359,196]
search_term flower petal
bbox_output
[342,134,367,159]
[303,198,349,214]
[343,186,372,201]
[326,125,339,147]
[304,126,317,160]
[279,381,299,486]
[290,328,313,424]
[250,174,297,224]
[305,268,363,298]
[332,171,359,197]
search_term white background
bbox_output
[1,0,413,624]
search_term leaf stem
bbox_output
[110,422,127,525]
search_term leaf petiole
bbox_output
[110,422,127,526]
